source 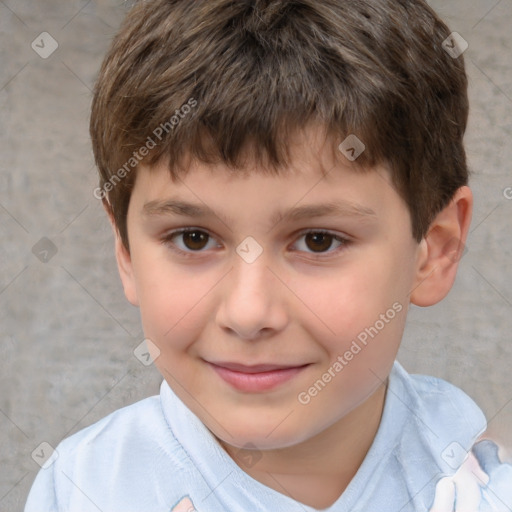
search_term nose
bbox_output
[215,251,289,340]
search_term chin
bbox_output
[213,417,317,451]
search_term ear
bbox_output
[410,186,473,307]
[103,201,139,307]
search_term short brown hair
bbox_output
[90,0,469,249]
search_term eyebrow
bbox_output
[142,199,377,227]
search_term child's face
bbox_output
[118,127,422,450]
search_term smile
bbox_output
[206,361,310,392]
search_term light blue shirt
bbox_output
[25,361,512,511]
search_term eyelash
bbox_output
[161,227,351,260]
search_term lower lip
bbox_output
[209,363,308,392]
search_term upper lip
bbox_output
[207,361,309,373]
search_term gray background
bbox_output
[0,0,511,510]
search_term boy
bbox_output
[25,0,512,510]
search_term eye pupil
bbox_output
[183,231,208,250]
[305,232,332,252]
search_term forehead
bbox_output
[128,123,405,230]
[133,164,401,234]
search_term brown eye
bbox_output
[292,230,348,256]
[163,229,218,254]
[304,232,336,252]
[182,230,209,250]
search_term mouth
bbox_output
[206,360,311,392]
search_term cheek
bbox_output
[292,252,409,357]
[132,253,214,349]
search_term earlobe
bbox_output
[410,186,473,307]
